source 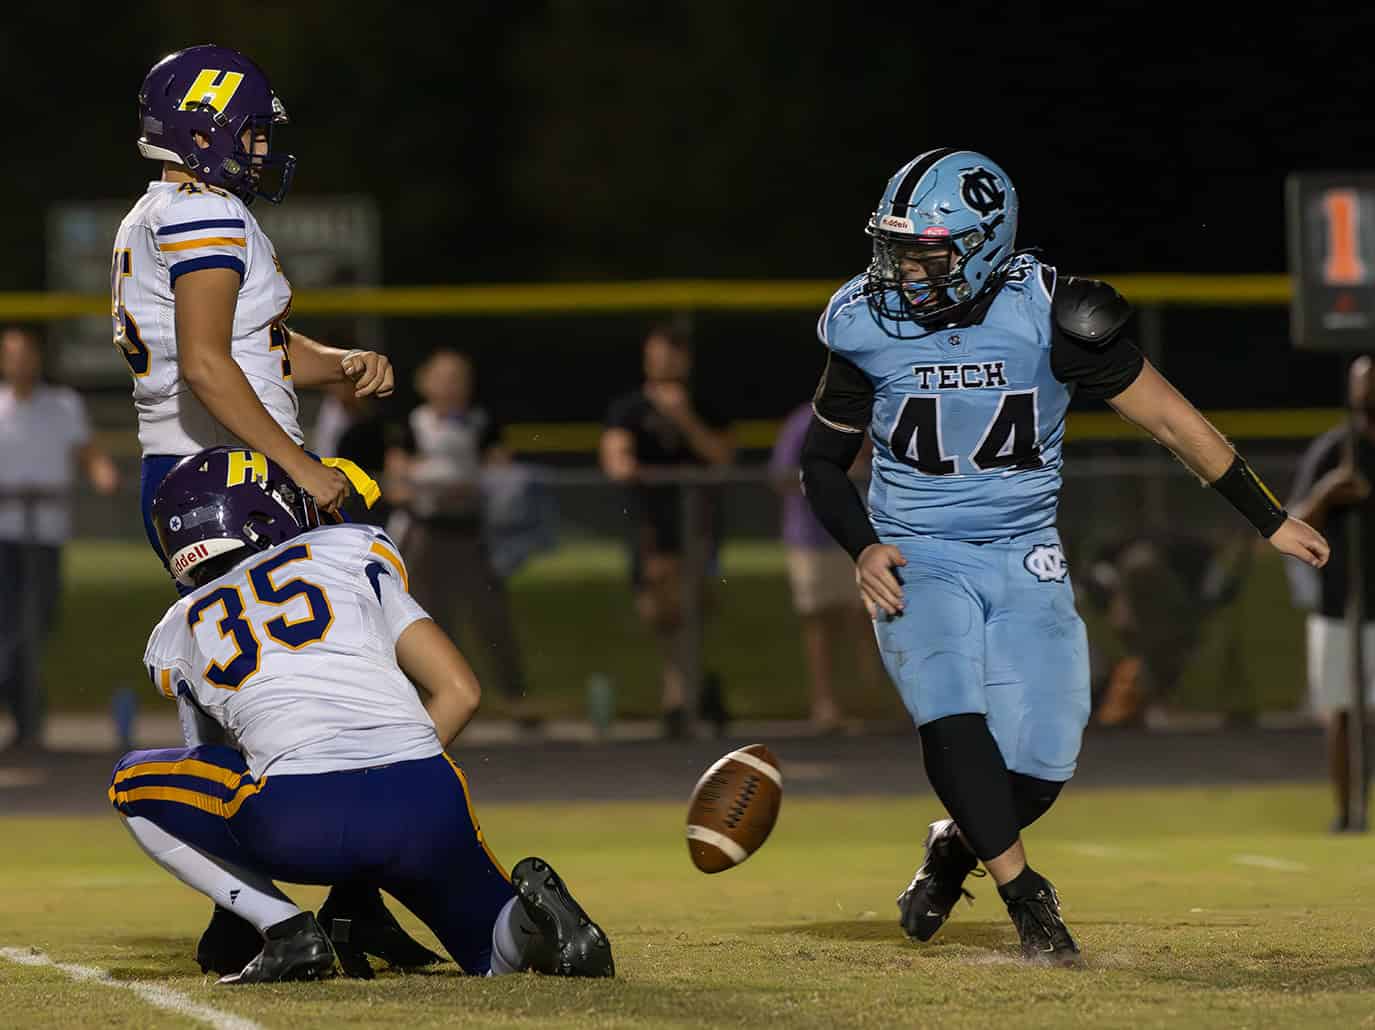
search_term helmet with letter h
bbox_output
[153,447,322,588]
[136,43,296,204]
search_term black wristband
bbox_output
[1210,456,1288,538]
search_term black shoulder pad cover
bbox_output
[1053,277,1132,348]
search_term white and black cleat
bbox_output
[897,818,982,942]
[218,912,336,985]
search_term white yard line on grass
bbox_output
[1065,842,1152,860]
[1231,854,1309,873]
[0,947,264,1030]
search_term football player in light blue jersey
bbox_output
[801,148,1330,964]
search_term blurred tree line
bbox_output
[6,5,1375,292]
[6,6,1375,421]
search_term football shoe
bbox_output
[510,857,614,978]
[897,818,983,941]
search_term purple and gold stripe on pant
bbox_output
[108,748,265,819]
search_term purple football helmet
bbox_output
[137,44,296,205]
[153,447,322,586]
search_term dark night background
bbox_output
[6,4,1375,424]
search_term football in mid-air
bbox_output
[685,744,783,873]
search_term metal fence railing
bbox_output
[7,446,1325,747]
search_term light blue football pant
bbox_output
[873,528,1091,782]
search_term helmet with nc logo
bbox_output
[137,44,296,205]
[864,148,1018,329]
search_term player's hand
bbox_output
[1269,516,1331,568]
[856,543,907,618]
[295,460,352,515]
[342,350,394,398]
[644,381,693,419]
[1316,464,1370,507]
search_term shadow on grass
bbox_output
[103,934,200,981]
[759,918,1013,952]
[1126,956,1375,995]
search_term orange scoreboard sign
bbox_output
[1287,173,1375,351]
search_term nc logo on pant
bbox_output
[1023,543,1068,583]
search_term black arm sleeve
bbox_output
[800,415,880,561]
[812,351,875,432]
[1051,331,1145,400]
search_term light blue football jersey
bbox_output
[818,254,1067,541]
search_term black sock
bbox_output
[997,865,1045,902]
[918,714,1020,861]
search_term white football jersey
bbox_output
[111,181,302,457]
[143,524,442,778]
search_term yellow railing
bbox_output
[93,407,1340,457]
[0,274,1294,321]
[499,408,1342,453]
[35,273,1319,451]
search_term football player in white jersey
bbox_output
[109,447,614,983]
[115,43,430,978]
[116,44,394,577]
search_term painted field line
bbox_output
[0,947,263,1030]
[1065,842,1153,860]
[1231,854,1309,873]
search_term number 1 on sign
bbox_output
[1322,189,1367,286]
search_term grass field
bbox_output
[3,784,1374,1028]
[43,537,1307,723]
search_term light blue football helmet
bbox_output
[864,148,1019,327]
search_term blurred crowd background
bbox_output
[5,6,1375,756]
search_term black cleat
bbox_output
[318,884,445,979]
[1004,876,1081,966]
[196,905,264,976]
[510,857,614,978]
[218,912,336,985]
[897,818,983,942]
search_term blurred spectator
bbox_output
[311,378,357,459]
[0,326,118,751]
[308,330,369,458]
[1286,354,1375,832]
[481,458,559,580]
[1083,531,1253,728]
[312,379,396,526]
[769,401,884,733]
[385,349,535,722]
[600,324,735,737]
